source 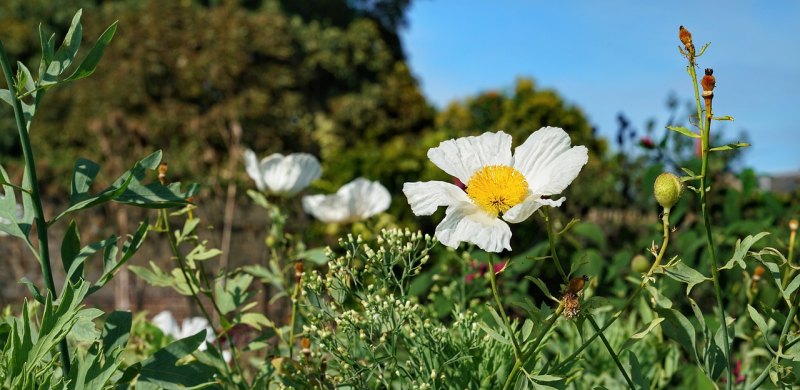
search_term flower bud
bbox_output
[654,173,683,209]
[790,219,798,232]
[678,26,693,47]
[631,254,651,273]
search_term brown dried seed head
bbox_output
[301,337,311,350]
[701,68,716,92]
[562,293,581,320]
[294,261,304,282]
[679,26,693,46]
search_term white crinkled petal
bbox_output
[152,310,179,339]
[262,153,321,196]
[338,178,391,220]
[243,149,266,191]
[502,195,566,224]
[435,202,512,253]
[403,181,470,216]
[528,146,588,195]
[428,131,513,183]
[303,178,390,223]
[513,127,588,195]
[302,194,351,223]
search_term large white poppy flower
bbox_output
[403,127,588,252]
[243,149,322,197]
[302,178,391,223]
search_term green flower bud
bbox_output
[654,173,683,209]
[631,254,650,273]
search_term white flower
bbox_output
[302,178,391,223]
[152,310,216,349]
[243,149,321,196]
[403,127,588,252]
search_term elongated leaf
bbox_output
[37,24,54,80]
[45,9,83,82]
[525,276,559,303]
[102,310,132,357]
[709,142,749,152]
[67,235,119,283]
[666,125,700,138]
[748,305,774,352]
[62,220,82,284]
[629,351,650,390]
[70,158,100,204]
[136,330,216,389]
[720,232,769,270]
[655,307,700,363]
[477,321,510,345]
[620,317,665,351]
[65,21,118,81]
[661,260,709,294]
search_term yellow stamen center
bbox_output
[466,165,529,217]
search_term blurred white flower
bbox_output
[302,178,391,223]
[403,127,588,252]
[152,310,216,350]
[243,149,321,197]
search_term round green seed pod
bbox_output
[654,173,683,209]
[631,255,651,273]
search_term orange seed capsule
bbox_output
[678,25,693,46]
[701,68,716,92]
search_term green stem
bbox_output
[503,303,565,390]
[587,316,635,389]
[544,210,568,282]
[488,256,524,362]
[694,67,732,388]
[0,41,71,372]
[288,265,302,360]
[747,284,800,389]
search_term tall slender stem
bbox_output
[0,41,71,372]
[487,256,524,362]
[692,63,732,389]
[587,316,635,389]
[503,303,564,390]
[544,210,568,281]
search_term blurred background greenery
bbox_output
[0,0,798,326]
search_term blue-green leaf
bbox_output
[720,232,769,270]
[65,21,118,82]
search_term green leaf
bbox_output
[525,276,559,303]
[67,235,118,283]
[45,9,83,83]
[477,321,510,345]
[70,307,104,342]
[214,273,255,315]
[620,317,665,351]
[61,220,83,284]
[70,158,100,204]
[720,232,769,270]
[655,307,700,363]
[571,222,606,251]
[293,247,329,265]
[680,365,717,389]
[660,260,709,294]
[135,330,216,389]
[666,125,700,138]
[712,115,734,121]
[37,24,54,80]
[19,277,45,304]
[65,21,118,82]
[102,310,132,357]
[709,142,750,152]
[628,351,650,390]
[748,305,774,353]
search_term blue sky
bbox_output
[400,1,800,174]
